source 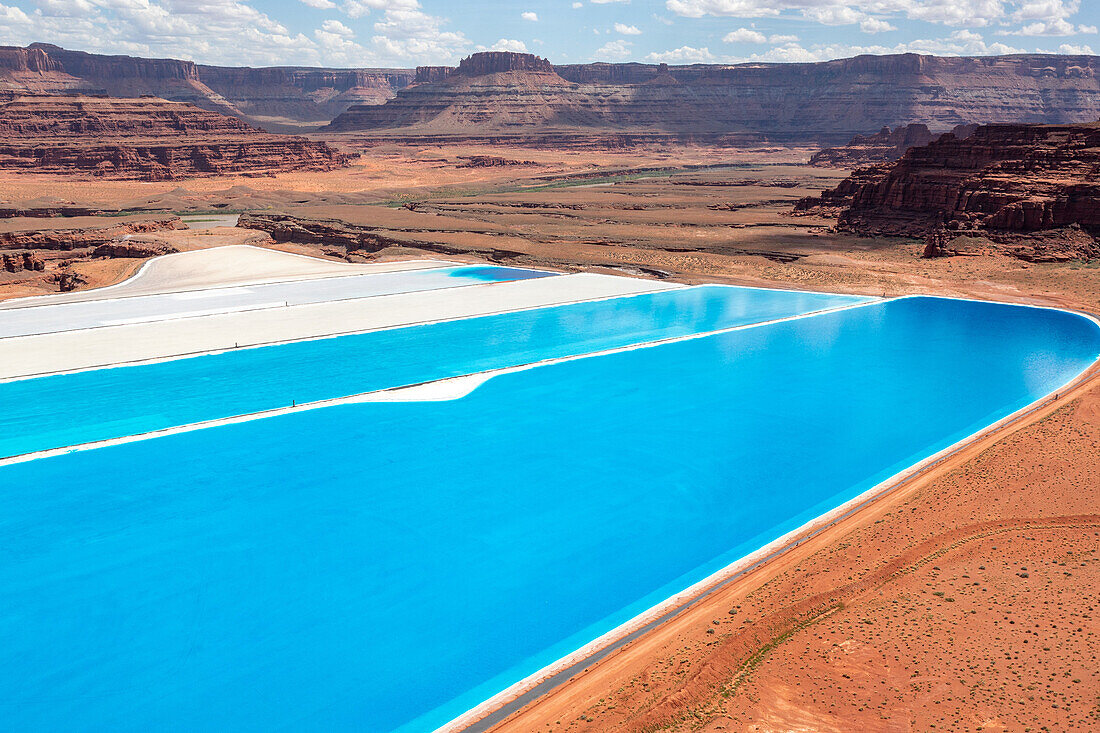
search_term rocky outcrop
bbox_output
[2,251,45,271]
[811,123,980,167]
[91,241,178,258]
[456,51,554,76]
[0,95,353,179]
[0,44,413,130]
[804,121,1100,260]
[0,215,184,250]
[456,155,538,167]
[328,52,1100,145]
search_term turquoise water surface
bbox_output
[0,295,1097,732]
[0,285,870,458]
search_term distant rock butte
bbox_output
[802,121,1100,261]
[0,95,353,180]
[327,51,1100,145]
[809,124,980,167]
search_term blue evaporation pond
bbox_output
[0,265,553,340]
[0,285,870,458]
[0,297,1097,732]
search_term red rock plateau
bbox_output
[0,214,183,250]
[0,44,414,131]
[327,51,1100,145]
[0,95,353,180]
[802,121,1100,261]
[809,123,979,167]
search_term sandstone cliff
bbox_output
[0,95,353,180]
[328,52,1100,145]
[0,44,413,131]
[5,45,1100,142]
[802,121,1100,261]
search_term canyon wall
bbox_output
[3,45,1100,142]
[329,52,1100,144]
[0,44,414,131]
[0,95,353,180]
[803,121,1100,261]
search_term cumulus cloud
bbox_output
[732,29,1029,65]
[485,38,529,52]
[860,17,896,33]
[1058,42,1095,54]
[521,10,538,21]
[299,0,336,9]
[723,27,766,43]
[614,22,641,34]
[644,45,717,62]
[572,1,582,6]
[1010,18,1097,35]
[663,0,1094,33]
[594,39,632,59]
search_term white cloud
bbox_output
[521,10,538,21]
[299,0,336,8]
[484,38,528,52]
[723,27,766,43]
[614,22,641,34]
[0,2,30,22]
[731,29,1029,65]
[572,1,582,6]
[1058,42,1095,54]
[1010,18,1097,35]
[320,18,353,35]
[663,0,1094,32]
[591,0,630,3]
[594,39,632,59]
[860,17,896,33]
[652,13,673,25]
[803,6,864,25]
[645,45,716,62]
[769,33,798,43]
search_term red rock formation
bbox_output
[811,123,981,167]
[0,95,353,180]
[0,215,184,250]
[454,52,554,76]
[810,124,934,166]
[806,121,1100,260]
[456,155,538,167]
[91,242,177,258]
[0,44,413,130]
[415,66,454,84]
[4,45,1100,142]
[328,52,1100,144]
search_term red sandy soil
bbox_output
[490,373,1100,733]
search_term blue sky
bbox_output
[0,0,1096,68]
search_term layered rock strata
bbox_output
[0,215,184,249]
[0,95,353,179]
[0,44,413,130]
[328,52,1100,144]
[801,121,1100,260]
